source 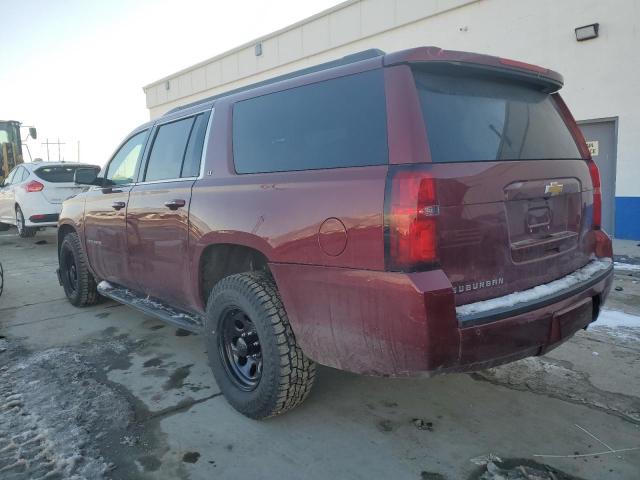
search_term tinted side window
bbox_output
[20,168,30,182]
[181,112,210,178]
[233,70,388,173]
[145,117,194,182]
[106,131,149,185]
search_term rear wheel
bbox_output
[15,206,36,238]
[0,223,10,232]
[59,232,99,307]
[205,272,316,419]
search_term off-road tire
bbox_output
[15,206,37,238]
[59,232,99,307]
[205,272,316,419]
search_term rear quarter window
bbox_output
[232,69,388,173]
[413,66,581,163]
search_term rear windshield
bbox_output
[413,67,581,163]
[34,165,100,183]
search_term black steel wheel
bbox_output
[219,308,263,390]
[59,232,99,307]
[15,206,36,238]
[205,272,316,419]
[61,247,79,297]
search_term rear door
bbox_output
[127,111,211,309]
[410,64,594,305]
[84,130,149,286]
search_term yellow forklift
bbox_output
[0,120,37,183]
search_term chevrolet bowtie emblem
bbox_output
[544,181,564,195]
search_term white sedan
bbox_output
[0,161,100,237]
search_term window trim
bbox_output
[133,108,214,186]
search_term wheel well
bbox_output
[57,224,76,256]
[200,244,270,307]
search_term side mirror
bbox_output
[29,127,37,140]
[74,167,100,185]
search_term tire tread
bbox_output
[207,272,315,419]
[60,232,99,307]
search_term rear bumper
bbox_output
[270,259,613,376]
[22,202,62,228]
[29,214,59,225]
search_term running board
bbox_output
[97,281,203,333]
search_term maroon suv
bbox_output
[58,47,613,419]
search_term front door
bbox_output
[127,111,210,309]
[84,130,149,286]
[578,119,617,235]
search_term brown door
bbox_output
[126,112,209,309]
[84,130,149,286]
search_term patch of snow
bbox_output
[470,453,502,466]
[457,258,612,318]
[593,309,640,328]
[614,261,640,272]
[0,341,133,479]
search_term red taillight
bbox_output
[587,160,602,229]
[24,180,44,192]
[386,168,439,271]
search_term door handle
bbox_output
[111,201,126,211]
[164,199,186,210]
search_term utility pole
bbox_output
[43,138,50,161]
[41,138,66,162]
[77,140,80,162]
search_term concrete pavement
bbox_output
[1,229,639,479]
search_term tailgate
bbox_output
[434,160,595,305]
[411,63,598,305]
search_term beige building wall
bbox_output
[143,0,639,198]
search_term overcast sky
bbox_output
[1,0,340,166]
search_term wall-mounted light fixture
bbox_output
[255,43,263,56]
[575,23,599,42]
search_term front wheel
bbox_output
[15,206,37,238]
[205,272,316,419]
[59,232,99,307]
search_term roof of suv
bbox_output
[162,46,563,118]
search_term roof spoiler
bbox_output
[385,47,564,93]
